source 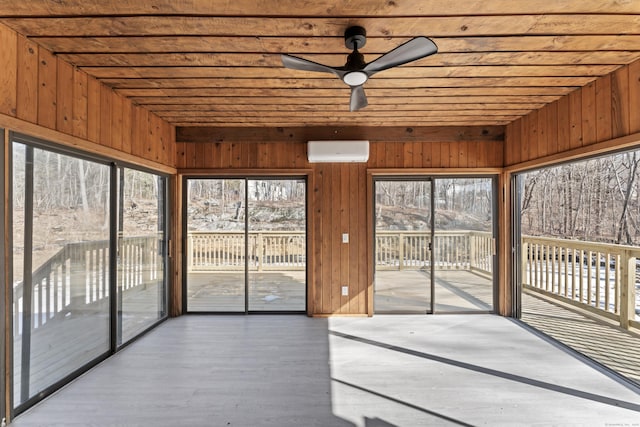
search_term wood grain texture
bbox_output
[2,3,640,129]
[505,58,640,168]
[0,25,176,168]
[176,139,503,315]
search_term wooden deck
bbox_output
[521,290,640,386]
[374,270,493,313]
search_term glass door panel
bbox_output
[374,180,432,313]
[433,178,495,312]
[186,179,246,312]
[247,179,306,312]
[12,143,110,408]
[117,168,167,345]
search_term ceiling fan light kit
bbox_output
[281,26,438,112]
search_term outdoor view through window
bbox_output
[518,149,640,385]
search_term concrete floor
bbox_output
[11,314,640,426]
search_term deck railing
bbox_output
[188,231,306,271]
[522,235,640,329]
[188,230,494,276]
[375,230,494,276]
[13,235,161,337]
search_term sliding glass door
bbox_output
[373,176,496,314]
[116,168,168,344]
[10,133,169,414]
[185,177,306,313]
[12,141,111,408]
[433,178,495,312]
[374,179,433,313]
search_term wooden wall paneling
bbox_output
[536,105,548,157]
[99,85,112,147]
[411,141,423,168]
[630,61,640,134]
[502,121,514,165]
[546,101,559,155]
[258,141,270,167]
[37,49,57,129]
[16,36,38,123]
[340,163,350,313]
[556,96,570,153]
[402,142,413,168]
[320,165,332,313]
[366,170,374,315]
[110,94,123,152]
[527,110,539,161]
[312,165,323,315]
[121,98,132,154]
[165,122,175,166]
[357,164,367,314]
[439,141,450,168]
[247,141,258,168]
[612,66,631,138]
[0,24,17,117]
[148,113,158,160]
[330,165,342,313]
[568,90,583,149]
[519,116,529,163]
[431,142,441,167]
[86,77,101,143]
[231,142,242,168]
[56,59,73,134]
[581,81,597,146]
[367,141,378,167]
[595,75,613,142]
[72,68,88,139]
[422,141,432,166]
[137,107,150,158]
[448,141,459,168]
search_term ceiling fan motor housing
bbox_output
[345,26,367,50]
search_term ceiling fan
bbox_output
[281,26,438,112]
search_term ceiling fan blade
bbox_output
[364,37,437,74]
[281,54,343,76]
[350,85,368,112]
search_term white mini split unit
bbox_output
[307,140,370,163]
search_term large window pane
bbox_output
[12,142,110,408]
[117,168,167,344]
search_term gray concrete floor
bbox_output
[11,314,640,426]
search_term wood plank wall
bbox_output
[176,139,504,315]
[0,23,175,167]
[505,60,640,165]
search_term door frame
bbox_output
[181,172,311,314]
[367,170,500,316]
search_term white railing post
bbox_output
[187,234,193,272]
[398,233,404,270]
[619,250,635,329]
[258,232,264,271]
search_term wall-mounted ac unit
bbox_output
[307,140,369,163]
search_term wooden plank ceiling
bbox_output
[1,0,640,130]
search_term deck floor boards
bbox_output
[521,290,640,386]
